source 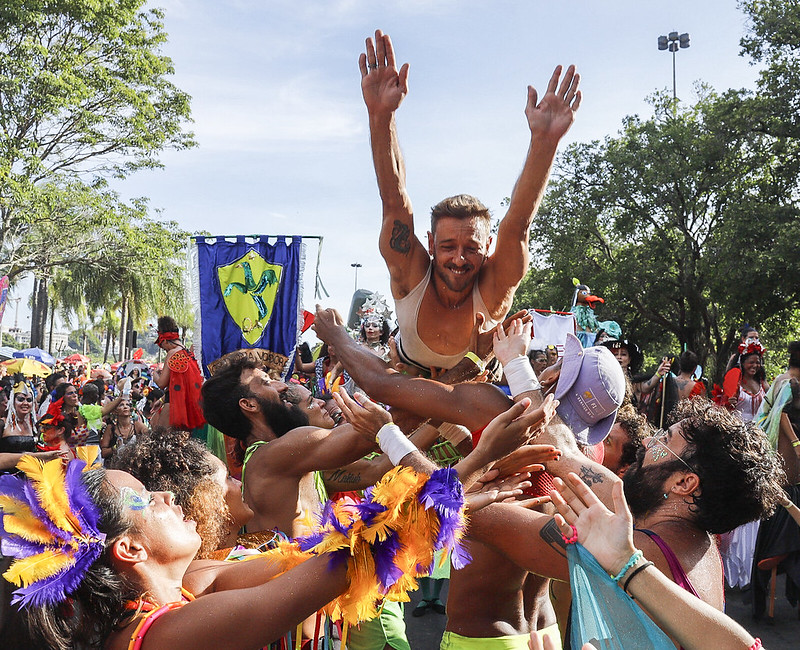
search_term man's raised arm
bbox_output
[482,65,581,307]
[360,30,428,295]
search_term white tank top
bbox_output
[394,264,499,371]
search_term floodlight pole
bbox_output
[351,263,362,293]
[658,31,690,114]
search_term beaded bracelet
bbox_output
[622,560,654,594]
[611,549,643,583]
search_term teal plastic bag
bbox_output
[568,543,674,649]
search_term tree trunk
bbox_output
[47,302,55,354]
[118,296,128,361]
[29,276,40,347]
[125,310,134,360]
[103,328,111,363]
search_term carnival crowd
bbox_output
[1,28,798,650]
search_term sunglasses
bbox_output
[645,429,694,472]
[15,396,33,403]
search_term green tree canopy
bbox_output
[515,91,800,380]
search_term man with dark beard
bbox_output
[466,398,785,644]
[201,357,389,537]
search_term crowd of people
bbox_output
[0,28,797,650]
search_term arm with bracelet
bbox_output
[550,472,760,650]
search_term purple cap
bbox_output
[554,333,625,445]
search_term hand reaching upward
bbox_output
[526,65,581,144]
[359,29,409,115]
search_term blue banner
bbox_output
[193,236,303,376]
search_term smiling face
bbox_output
[13,391,34,416]
[285,384,335,429]
[428,216,490,294]
[741,353,762,378]
[105,469,200,563]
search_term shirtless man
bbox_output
[360,30,580,371]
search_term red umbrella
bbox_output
[63,353,90,364]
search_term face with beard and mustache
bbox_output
[622,425,695,520]
[241,367,310,437]
[253,394,309,437]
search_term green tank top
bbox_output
[241,440,328,504]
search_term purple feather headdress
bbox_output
[0,457,106,608]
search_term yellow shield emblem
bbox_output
[218,250,283,345]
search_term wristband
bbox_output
[438,422,470,445]
[792,440,800,448]
[503,356,541,397]
[463,351,485,372]
[376,423,418,465]
[622,560,654,594]
[611,549,643,583]
[782,500,795,510]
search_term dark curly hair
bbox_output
[667,398,785,534]
[157,315,179,334]
[18,469,141,650]
[201,356,258,442]
[615,404,650,469]
[110,428,228,558]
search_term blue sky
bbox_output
[8,0,762,333]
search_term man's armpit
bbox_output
[539,517,567,559]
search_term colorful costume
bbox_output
[166,348,206,431]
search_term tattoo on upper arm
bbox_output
[390,220,411,254]
[539,518,567,558]
[325,469,363,486]
[579,465,605,487]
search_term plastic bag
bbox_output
[568,542,674,649]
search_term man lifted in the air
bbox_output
[360,29,581,371]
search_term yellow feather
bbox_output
[3,549,75,587]
[0,495,56,545]
[16,457,79,535]
[75,446,100,470]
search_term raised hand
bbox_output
[476,394,558,462]
[493,317,533,366]
[550,472,635,575]
[525,65,581,143]
[332,388,392,440]
[312,304,345,343]
[359,29,409,115]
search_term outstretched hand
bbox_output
[526,65,581,143]
[493,317,533,366]
[312,304,345,343]
[490,443,561,478]
[472,310,532,360]
[359,29,409,114]
[466,469,536,512]
[332,388,391,441]
[476,394,558,462]
[550,472,635,575]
